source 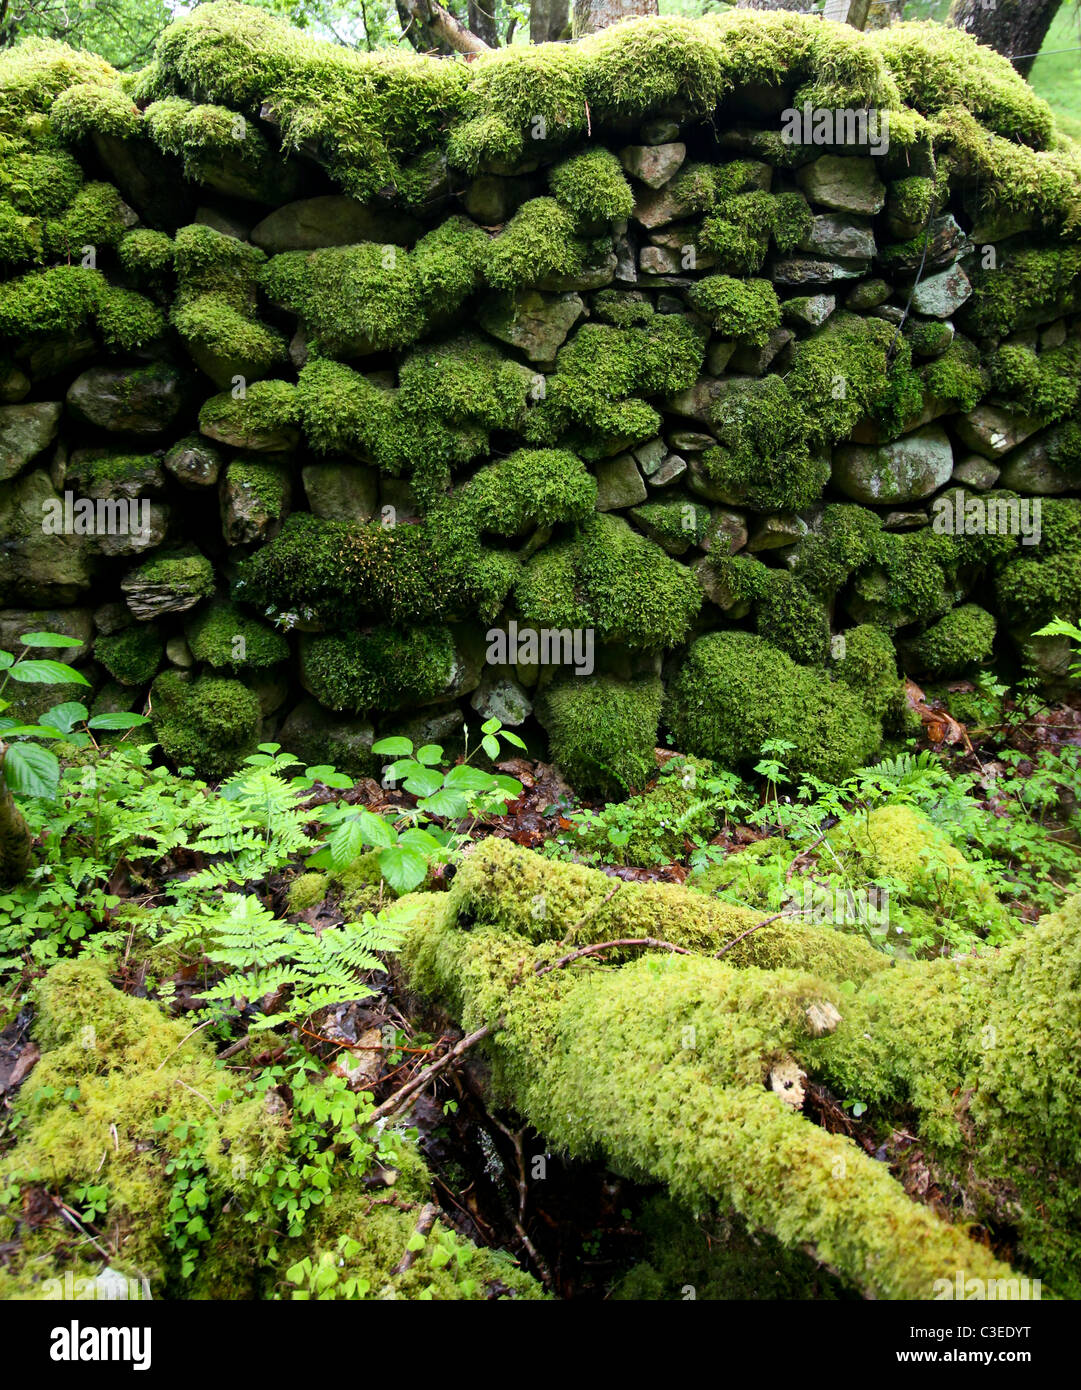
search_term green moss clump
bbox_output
[94,625,162,687]
[144,95,275,190]
[0,266,162,347]
[94,283,167,350]
[50,79,141,140]
[262,217,488,356]
[461,447,597,534]
[590,289,654,327]
[687,274,779,345]
[0,199,42,265]
[151,671,261,779]
[199,380,299,445]
[44,181,129,257]
[832,623,907,728]
[299,626,454,715]
[699,190,810,273]
[754,571,830,666]
[118,228,175,278]
[225,456,290,520]
[904,604,996,678]
[786,312,914,447]
[485,198,583,290]
[665,631,882,780]
[516,513,702,650]
[185,600,288,671]
[702,375,828,511]
[130,545,214,598]
[286,872,328,913]
[397,333,531,433]
[849,528,961,628]
[989,339,1081,424]
[792,504,882,597]
[549,147,633,223]
[922,336,985,413]
[994,549,1081,627]
[538,674,662,797]
[0,147,82,217]
[903,317,954,358]
[888,175,936,230]
[962,245,1081,338]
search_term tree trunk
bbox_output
[467,0,499,48]
[949,0,1065,77]
[530,0,572,44]
[572,0,658,40]
[402,836,1081,1299]
[396,0,493,56]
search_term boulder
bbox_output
[955,405,1044,459]
[251,195,420,252]
[220,458,292,545]
[998,429,1076,494]
[67,366,186,435]
[302,461,379,522]
[796,156,886,216]
[164,437,222,488]
[0,402,62,481]
[470,671,533,727]
[593,453,647,510]
[910,264,972,319]
[619,142,686,189]
[478,290,584,362]
[832,425,954,504]
[801,214,876,261]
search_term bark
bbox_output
[530,0,571,44]
[401,837,1081,1299]
[396,0,493,56]
[572,0,658,40]
[737,0,872,24]
[949,0,1065,77]
[0,748,32,887]
[467,0,498,48]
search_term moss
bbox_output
[118,228,175,278]
[199,380,299,444]
[94,283,166,350]
[903,318,954,359]
[151,671,261,779]
[0,148,82,217]
[44,181,129,258]
[922,336,985,414]
[994,549,1081,627]
[461,447,596,535]
[665,631,882,781]
[962,244,1081,339]
[225,455,290,520]
[699,190,810,273]
[185,600,288,671]
[537,674,661,798]
[94,625,162,687]
[590,289,653,328]
[888,175,936,230]
[686,274,779,345]
[131,545,214,596]
[754,571,830,667]
[904,604,996,678]
[262,217,488,356]
[548,147,633,224]
[50,80,141,140]
[516,513,702,651]
[702,376,828,511]
[832,624,906,729]
[628,498,712,554]
[0,266,164,350]
[171,224,285,379]
[988,339,1081,424]
[299,626,453,716]
[849,526,962,629]
[286,871,328,913]
[485,197,582,291]
[792,504,882,598]
[397,333,531,433]
[787,311,914,448]
[0,199,42,265]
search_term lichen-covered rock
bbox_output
[0,402,61,481]
[832,425,954,504]
[66,365,187,435]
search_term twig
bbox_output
[559,884,622,945]
[537,936,691,977]
[392,1201,439,1275]
[152,1017,214,1073]
[714,909,803,960]
[366,1023,496,1127]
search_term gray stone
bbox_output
[782,294,835,329]
[955,405,1044,459]
[278,698,377,777]
[648,454,687,488]
[463,175,535,225]
[537,251,617,292]
[470,671,533,727]
[668,430,714,453]
[872,304,906,326]
[121,550,212,621]
[164,437,222,488]
[0,363,30,403]
[250,196,420,252]
[96,505,169,559]
[706,340,736,375]
[649,227,716,271]
[801,213,875,260]
[910,263,972,318]
[640,118,681,146]
[25,335,95,381]
[613,229,638,283]
[619,142,686,189]
[92,602,130,636]
[478,289,584,361]
[67,366,186,435]
[65,450,167,499]
[639,245,681,275]
[632,437,668,477]
[166,635,194,668]
[665,376,730,425]
[951,455,1000,490]
[593,453,647,510]
[846,278,892,311]
[701,508,748,555]
[770,255,867,286]
[221,457,292,546]
[747,514,808,551]
[796,156,886,215]
[200,411,299,453]
[0,608,93,666]
[998,429,1076,494]
[0,403,61,481]
[0,471,95,605]
[729,327,793,375]
[882,510,930,531]
[1040,319,1067,350]
[302,461,379,522]
[632,182,700,229]
[879,215,969,273]
[832,424,954,504]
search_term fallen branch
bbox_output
[392,1201,440,1274]
[714,909,803,959]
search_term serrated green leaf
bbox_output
[87,712,151,731]
[3,743,59,800]
[16,632,84,649]
[372,736,413,757]
[377,844,428,894]
[7,659,89,686]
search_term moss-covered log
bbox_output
[400,837,1081,1298]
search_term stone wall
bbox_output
[1,3,1079,790]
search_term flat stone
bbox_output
[665,376,730,425]
[951,455,1000,490]
[619,142,686,189]
[648,454,687,488]
[771,255,867,286]
[640,245,681,275]
[796,156,886,216]
[593,453,647,510]
[0,402,61,481]
[470,672,532,727]
[883,510,930,530]
[632,437,668,476]
[955,405,1044,459]
[478,288,584,363]
[879,215,969,274]
[910,263,972,318]
[632,182,700,229]
[67,366,186,435]
[302,461,379,522]
[832,424,954,504]
[801,213,875,261]
[782,294,835,329]
[250,196,419,252]
[747,514,808,551]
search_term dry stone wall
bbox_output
[1,3,1080,790]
